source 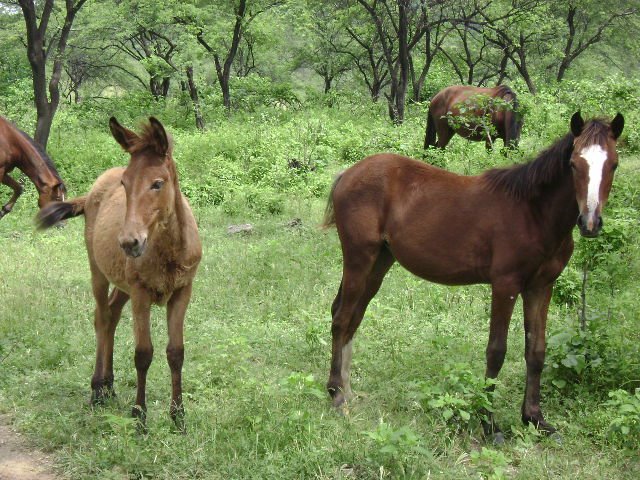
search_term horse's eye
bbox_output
[151,180,164,191]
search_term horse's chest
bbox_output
[126,259,189,305]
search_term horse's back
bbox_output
[83,167,128,288]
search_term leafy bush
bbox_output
[410,364,497,430]
[545,318,635,391]
[470,447,510,480]
[362,420,427,475]
[605,388,640,448]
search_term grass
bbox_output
[1,187,639,479]
[1,94,639,478]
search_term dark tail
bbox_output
[321,172,344,228]
[36,196,86,229]
[424,109,437,149]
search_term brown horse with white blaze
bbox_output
[324,112,624,440]
[0,115,66,218]
[425,85,522,150]
[37,117,202,431]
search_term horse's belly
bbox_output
[387,231,491,286]
[395,254,489,286]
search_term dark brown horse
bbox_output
[425,85,522,150]
[37,117,202,431]
[0,115,66,218]
[325,112,624,441]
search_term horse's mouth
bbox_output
[122,238,147,258]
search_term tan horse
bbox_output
[37,117,202,431]
[425,85,522,150]
[0,115,66,219]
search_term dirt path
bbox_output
[0,415,59,480]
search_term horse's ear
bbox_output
[109,117,138,151]
[570,111,584,137]
[148,117,169,156]
[611,113,624,140]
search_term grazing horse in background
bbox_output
[0,115,66,218]
[425,85,523,150]
[324,112,624,441]
[37,117,202,431]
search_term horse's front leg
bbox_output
[0,173,23,219]
[131,287,153,429]
[166,283,193,433]
[521,285,556,434]
[482,283,519,443]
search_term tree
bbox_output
[190,0,283,109]
[552,1,636,82]
[481,0,553,94]
[14,0,88,147]
[291,1,353,94]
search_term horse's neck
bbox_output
[156,178,196,262]
[534,174,579,244]
[16,138,48,191]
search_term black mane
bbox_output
[482,133,574,201]
[18,129,65,185]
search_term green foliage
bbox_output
[545,317,635,392]
[362,420,428,475]
[605,388,640,448]
[470,447,510,480]
[410,364,497,430]
[444,94,514,148]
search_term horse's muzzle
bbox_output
[577,214,603,238]
[119,235,148,258]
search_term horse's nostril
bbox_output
[131,238,139,247]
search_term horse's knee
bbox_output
[134,347,153,371]
[166,346,184,372]
[525,349,545,374]
[486,345,507,373]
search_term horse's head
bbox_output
[569,111,624,237]
[109,117,175,258]
[37,181,66,208]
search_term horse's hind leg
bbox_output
[328,245,394,408]
[166,283,193,432]
[89,267,114,404]
[101,288,129,397]
[340,247,395,402]
[0,173,23,219]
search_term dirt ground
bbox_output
[0,415,59,480]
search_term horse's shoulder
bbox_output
[86,167,126,206]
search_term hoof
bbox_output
[90,383,116,406]
[170,406,186,434]
[523,415,557,435]
[491,432,506,446]
[548,432,562,445]
[132,405,147,433]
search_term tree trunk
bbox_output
[513,36,536,94]
[19,0,87,148]
[394,0,409,124]
[185,66,204,130]
[324,75,332,94]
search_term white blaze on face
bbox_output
[580,144,608,218]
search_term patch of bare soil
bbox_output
[0,415,59,480]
